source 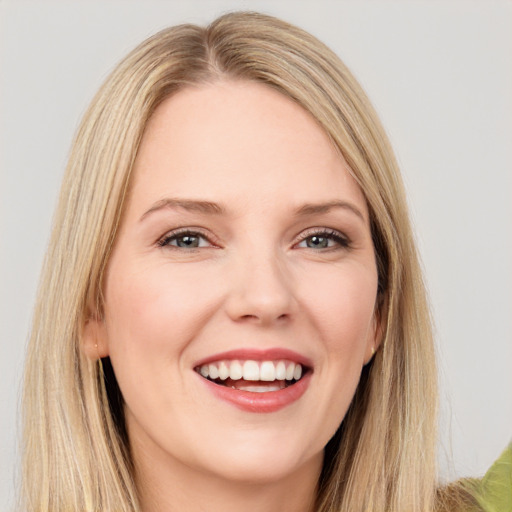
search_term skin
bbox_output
[84,80,381,512]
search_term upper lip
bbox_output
[193,348,313,370]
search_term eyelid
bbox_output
[157,227,219,248]
[293,227,351,249]
[156,226,350,250]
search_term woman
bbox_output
[19,11,498,512]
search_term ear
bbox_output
[363,311,383,365]
[82,313,110,360]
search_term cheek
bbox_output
[104,261,222,355]
[301,262,376,400]
[299,261,378,350]
[285,263,378,454]
[101,262,222,423]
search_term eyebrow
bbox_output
[140,198,226,221]
[140,197,365,222]
[294,200,366,222]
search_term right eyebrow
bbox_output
[139,198,226,222]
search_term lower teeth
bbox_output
[236,384,284,392]
[212,378,296,392]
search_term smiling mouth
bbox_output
[195,359,306,393]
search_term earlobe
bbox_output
[364,313,383,365]
[82,316,109,360]
[364,344,376,366]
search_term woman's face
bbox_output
[86,80,380,485]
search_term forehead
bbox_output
[128,80,368,219]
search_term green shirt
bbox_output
[466,443,512,512]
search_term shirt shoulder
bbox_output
[471,442,512,512]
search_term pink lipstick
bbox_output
[193,348,313,413]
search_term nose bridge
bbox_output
[225,240,295,324]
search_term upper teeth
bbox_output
[198,360,303,382]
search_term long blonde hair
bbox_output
[21,11,443,512]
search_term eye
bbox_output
[158,230,212,249]
[296,229,350,250]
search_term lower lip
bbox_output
[198,373,312,413]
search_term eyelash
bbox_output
[296,228,350,250]
[157,228,213,249]
[157,227,350,252]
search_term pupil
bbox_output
[177,235,199,248]
[307,236,328,248]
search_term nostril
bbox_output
[239,314,260,322]
[237,312,290,324]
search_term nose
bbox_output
[224,249,296,326]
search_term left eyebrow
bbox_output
[294,200,366,223]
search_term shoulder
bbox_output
[436,443,512,512]
[471,442,512,512]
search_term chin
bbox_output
[206,450,322,486]
[192,430,324,486]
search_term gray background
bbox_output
[1,1,511,509]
